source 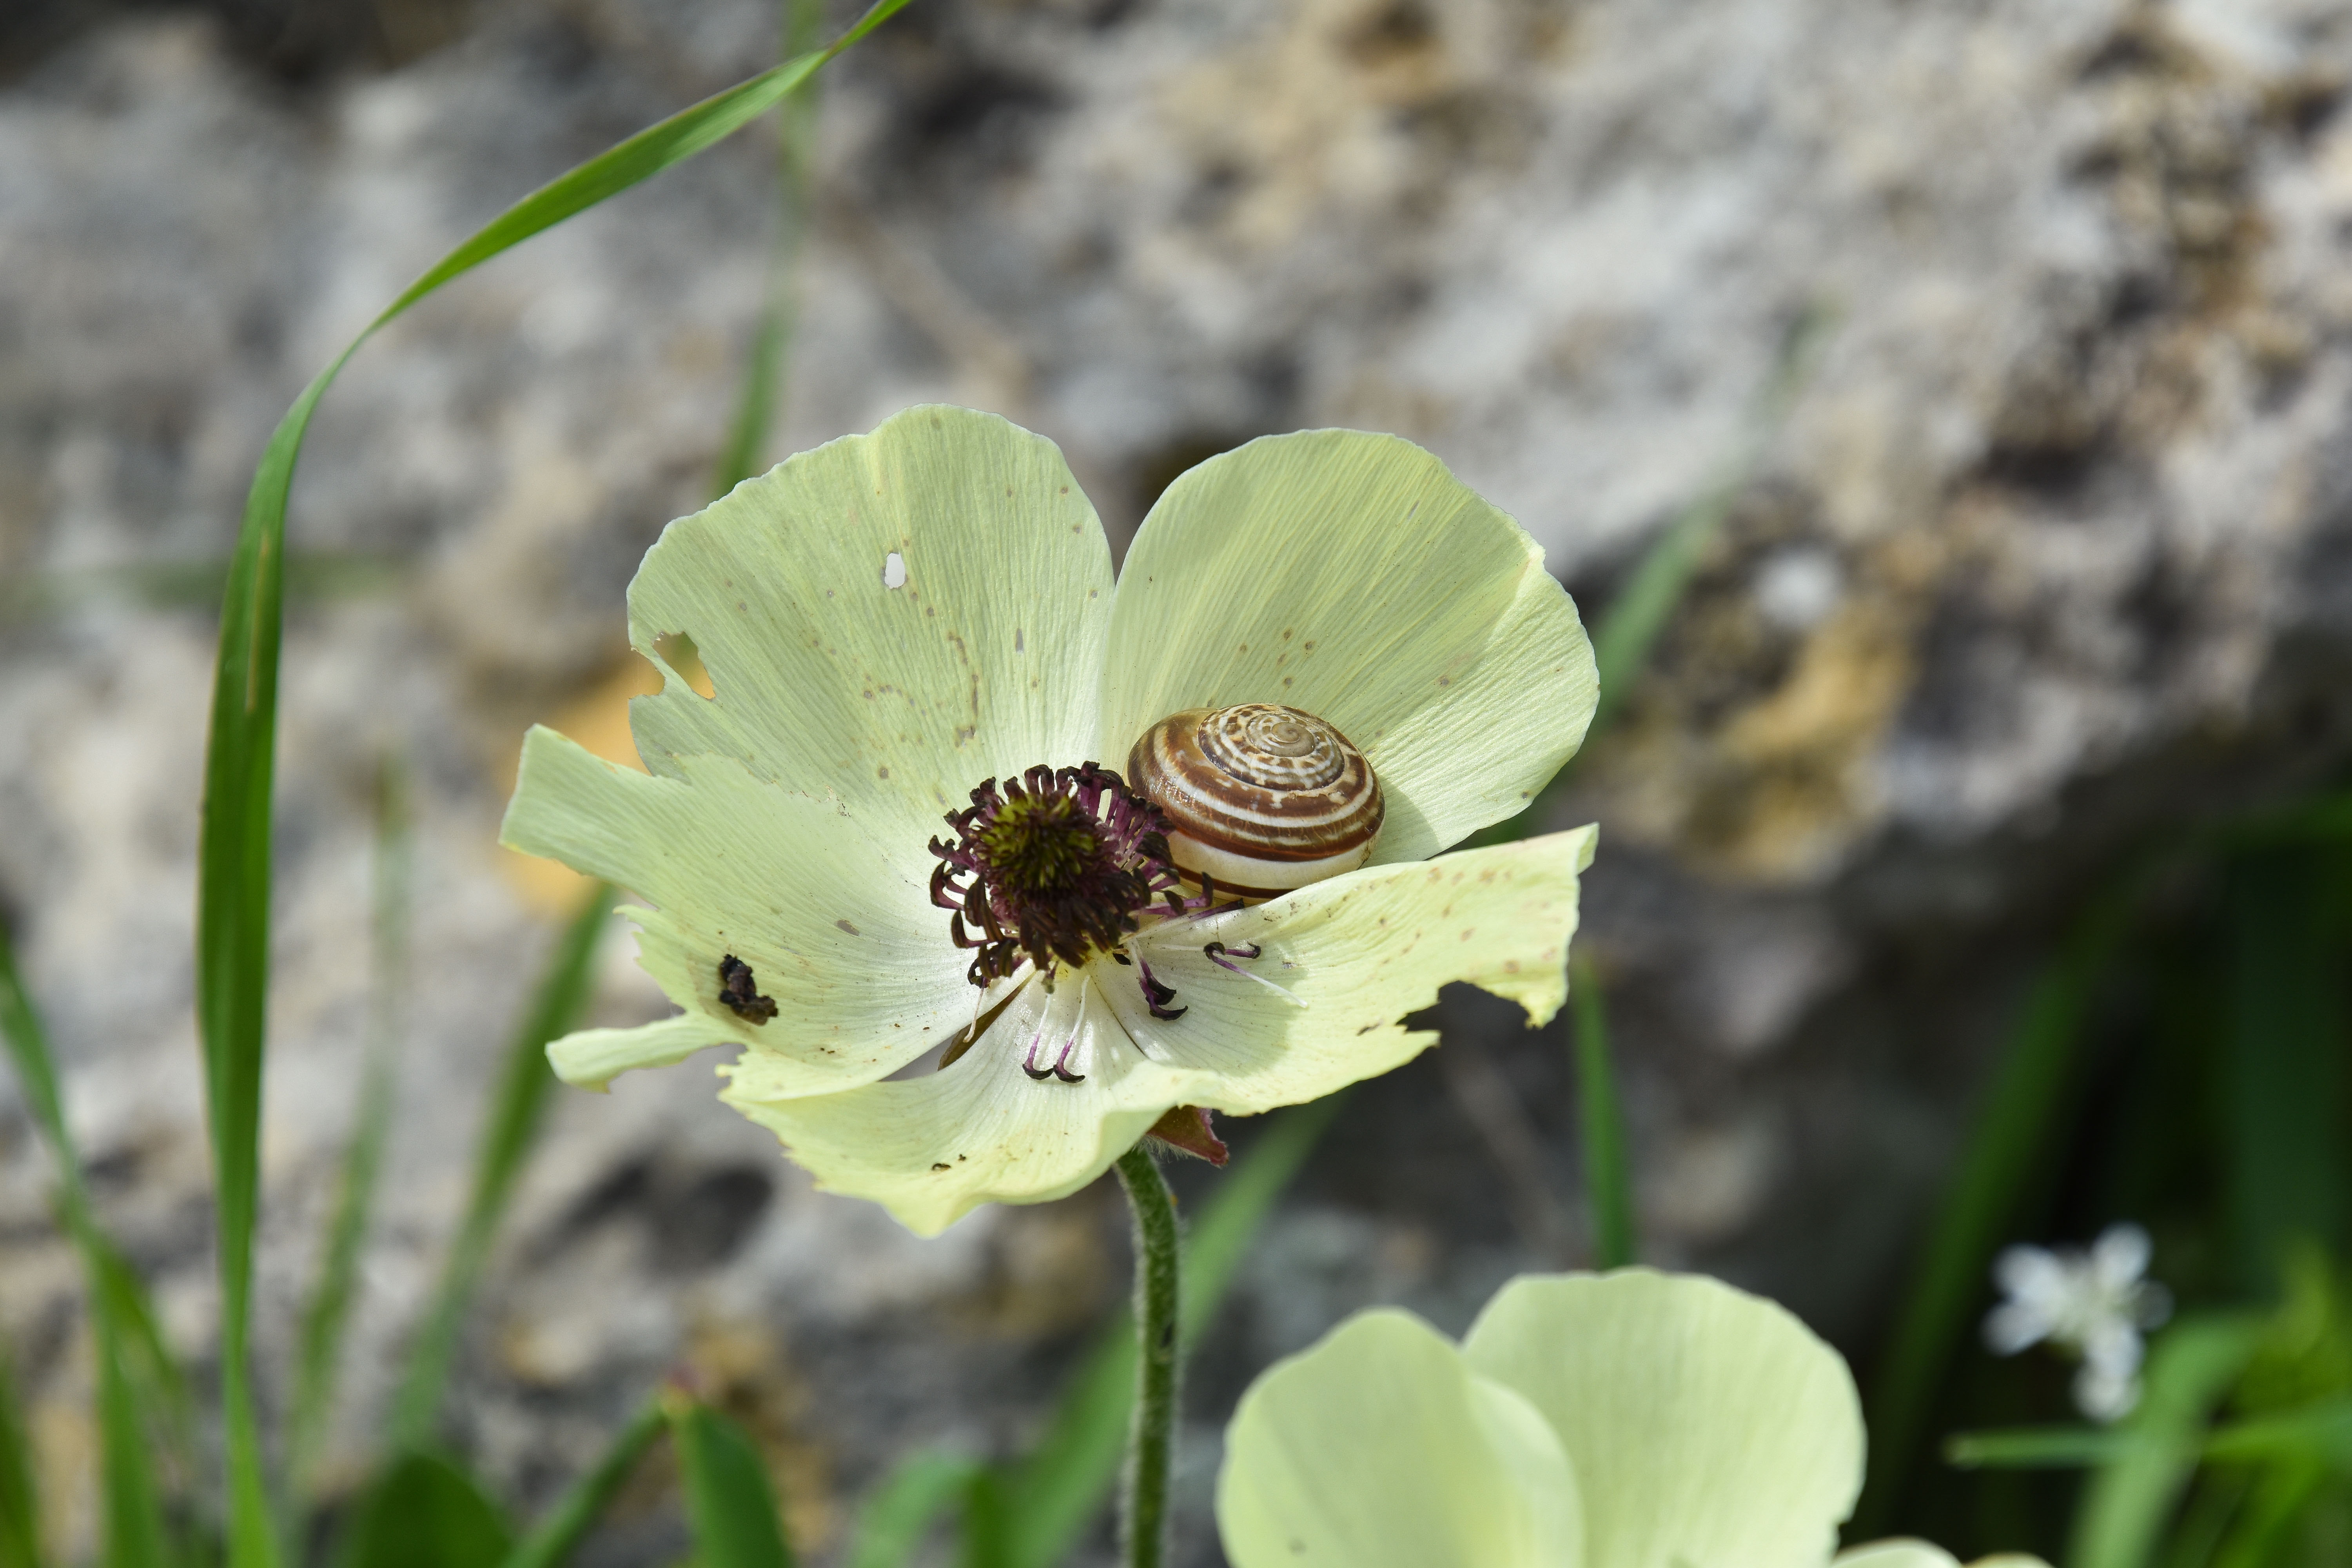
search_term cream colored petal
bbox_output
[1107,827,1596,1115]
[501,727,967,1094]
[1834,1543,1961,1568]
[1218,1308,1582,1568]
[720,970,1225,1236]
[546,1013,724,1093]
[625,405,1114,849]
[1463,1271,1864,1568]
[1098,430,1596,863]
[1834,1542,2051,1568]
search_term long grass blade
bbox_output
[988,1096,1342,1568]
[1474,305,1833,852]
[1945,1426,2138,1469]
[2220,850,2347,1288]
[0,553,407,623]
[290,758,412,1518]
[498,1396,666,1568]
[2071,1315,2264,1568]
[196,9,913,1558]
[0,1340,40,1568]
[342,1452,514,1568]
[671,1401,795,1568]
[0,922,174,1567]
[846,1451,984,1568]
[1569,956,1636,1269]
[1853,875,2145,1535]
[710,0,827,501]
[389,883,612,1449]
[1586,306,1832,736]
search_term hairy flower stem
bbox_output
[1115,1144,1182,1568]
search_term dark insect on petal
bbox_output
[717,954,778,1025]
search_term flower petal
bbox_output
[624,405,1114,850]
[501,728,967,1093]
[1110,827,1597,1115]
[1098,430,1596,863]
[548,1013,724,1093]
[1217,1308,1582,1568]
[719,971,1225,1236]
[1463,1270,1864,1568]
[1835,1542,2052,1568]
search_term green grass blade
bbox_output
[2072,1315,2265,1568]
[1945,1426,2138,1469]
[92,1319,171,1568]
[2205,1460,2328,1568]
[0,553,407,623]
[1469,306,1833,852]
[390,884,611,1449]
[709,0,828,502]
[196,10,912,1557]
[1569,956,1636,1269]
[0,1339,42,1568]
[290,759,412,1517]
[0,923,174,1567]
[2220,850,2348,1287]
[991,1096,1342,1568]
[2202,1398,2352,1467]
[671,1403,794,1568]
[845,1451,984,1568]
[1853,876,2145,1535]
[713,306,788,500]
[1585,305,1833,735]
[343,1452,514,1568]
[498,1396,666,1568]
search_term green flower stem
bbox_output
[1114,1145,1182,1568]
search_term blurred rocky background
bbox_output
[4,0,2352,1560]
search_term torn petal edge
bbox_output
[548,1012,725,1092]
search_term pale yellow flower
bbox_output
[502,406,1597,1233]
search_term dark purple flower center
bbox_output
[929,762,1184,987]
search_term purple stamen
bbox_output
[1204,940,1261,973]
[1137,955,1187,1020]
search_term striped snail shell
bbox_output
[1126,703,1383,901]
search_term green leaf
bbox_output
[390,883,611,1449]
[672,1403,794,1568]
[0,920,175,1568]
[344,1452,514,1568]
[0,1339,41,1568]
[1853,875,2145,1535]
[196,9,913,1558]
[499,1397,666,1568]
[291,758,411,1519]
[987,1096,1342,1568]
[2071,1315,2265,1568]
[1569,955,1635,1269]
[2220,850,2348,1287]
[844,1451,984,1568]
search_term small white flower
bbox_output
[1984,1223,2172,1421]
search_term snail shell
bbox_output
[1126,703,1383,901]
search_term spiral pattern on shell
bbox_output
[1126,703,1384,900]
